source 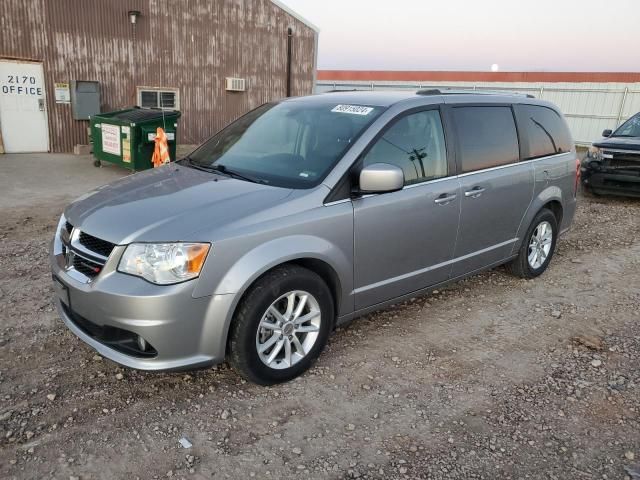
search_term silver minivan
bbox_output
[51,90,578,384]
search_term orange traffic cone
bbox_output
[151,127,170,168]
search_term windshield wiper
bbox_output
[180,156,216,173]
[209,164,265,184]
[180,158,265,184]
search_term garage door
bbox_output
[0,60,49,153]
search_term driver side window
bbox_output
[362,110,447,186]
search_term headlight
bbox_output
[587,145,602,160]
[118,243,210,285]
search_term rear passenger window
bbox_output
[516,105,572,159]
[453,106,519,173]
[362,110,447,185]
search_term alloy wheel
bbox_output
[527,220,553,269]
[255,290,321,370]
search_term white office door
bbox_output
[0,60,49,152]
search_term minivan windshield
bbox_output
[612,114,640,138]
[183,100,384,188]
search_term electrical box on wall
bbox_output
[71,80,101,120]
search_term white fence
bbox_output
[316,80,640,146]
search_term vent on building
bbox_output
[225,77,246,92]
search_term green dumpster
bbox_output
[90,107,181,171]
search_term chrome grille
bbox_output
[59,221,115,281]
[79,232,116,258]
[73,255,104,278]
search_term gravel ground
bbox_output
[1,184,639,480]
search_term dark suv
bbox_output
[582,112,640,197]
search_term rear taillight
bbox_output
[574,157,581,197]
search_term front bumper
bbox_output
[581,153,640,198]
[50,236,236,371]
[582,170,640,198]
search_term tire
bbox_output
[506,208,558,279]
[228,265,334,385]
[93,159,101,167]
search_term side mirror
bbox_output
[602,129,613,137]
[358,163,404,194]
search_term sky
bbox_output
[280,0,640,72]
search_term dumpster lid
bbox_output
[109,107,180,122]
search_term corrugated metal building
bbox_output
[316,71,640,146]
[0,0,318,153]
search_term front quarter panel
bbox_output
[191,192,354,363]
[193,197,355,315]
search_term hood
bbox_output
[593,136,640,151]
[65,165,293,244]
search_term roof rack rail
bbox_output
[324,89,360,93]
[417,88,535,98]
[416,89,442,96]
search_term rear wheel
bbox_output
[506,208,558,279]
[228,265,333,385]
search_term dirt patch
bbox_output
[1,191,639,480]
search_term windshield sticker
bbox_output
[331,104,374,115]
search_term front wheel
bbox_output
[228,265,334,385]
[506,208,558,279]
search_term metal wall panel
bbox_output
[0,0,317,152]
[316,79,640,146]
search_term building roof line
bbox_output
[270,0,319,32]
[317,70,640,83]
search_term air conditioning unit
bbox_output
[225,77,246,92]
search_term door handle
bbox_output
[38,98,45,111]
[464,187,485,198]
[434,193,457,205]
